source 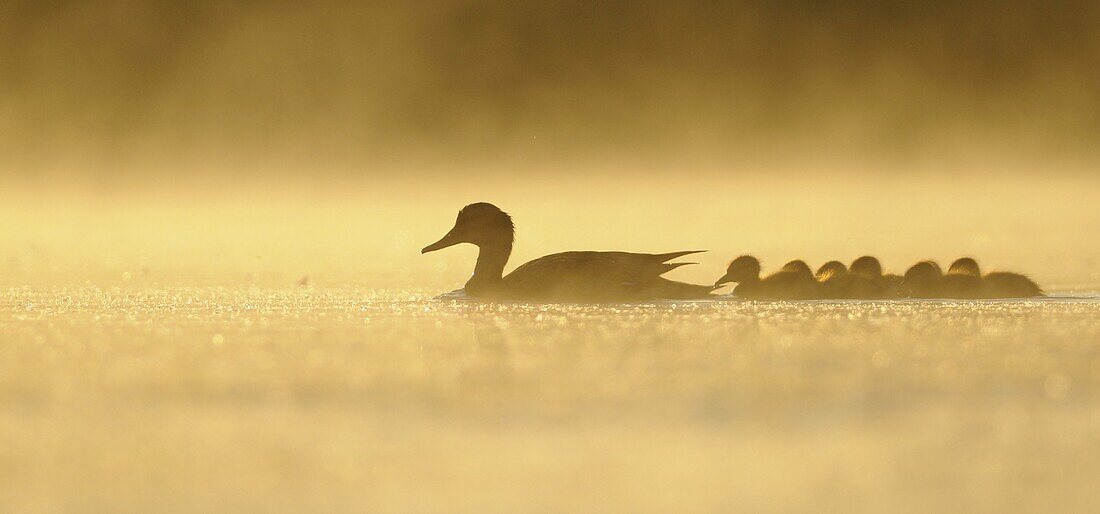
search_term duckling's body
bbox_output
[422,203,716,302]
[981,272,1043,298]
[814,261,855,299]
[881,273,906,298]
[716,256,820,300]
[846,256,895,299]
[940,258,982,299]
[937,258,1042,298]
[903,260,943,298]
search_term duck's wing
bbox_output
[503,251,713,301]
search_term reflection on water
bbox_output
[2,287,1100,512]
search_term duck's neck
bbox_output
[471,240,512,283]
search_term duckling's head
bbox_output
[422,202,515,253]
[715,255,761,287]
[815,261,847,281]
[948,257,981,276]
[850,256,883,278]
[903,260,942,284]
[781,260,813,277]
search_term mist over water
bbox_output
[3,1,1099,176]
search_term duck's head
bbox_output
[850,256,883,278]
[948,257,981,276]
[781,260,813,277]
[815,260,847,281]
[422,202,515,253]
[715,255,761,287]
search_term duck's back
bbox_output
[502,251,713,302]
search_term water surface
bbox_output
[3,287,1100,512]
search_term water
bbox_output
[3,286,1100,512]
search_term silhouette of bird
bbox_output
[715,255,820,300]
[948,257,981,276]
[903,260,943,298]
[850,256,883,279]
[421,203,716,302]
[946,258,1043,298]
[815,261,847,282]
[814,260,854,298]
[846,255,904,298]
[781,260,814,278]
[981,271,1043,298]
[940,257,982,298]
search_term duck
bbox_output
[949,258,1043,298]
[815,261,847,282]
[940,257,982,299]
[981,271,1044,298]
[715,255,820,300]
[814,260,853,298]
[846,255,906,299]
[781,260,814,278]
[902,260,943,298]
[421,203,717,302]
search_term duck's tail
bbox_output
[654,250,706,262]
[661,261,699,274]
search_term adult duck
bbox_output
[421,203,717,302]
[715,255,820,300]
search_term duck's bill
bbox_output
[713,274,733,288]
[421,229,461,253]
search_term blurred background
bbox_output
[2,0,1099,290]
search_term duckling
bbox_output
[422,203,717,302]
[781,260,814,278]
[814,261,852,298]
[940,257,982,299]
[981,271,1043,298]
[850,256,883,279]
[844,256,889,298]
[953,259,1043,298]
[715,255,821,300]
[815,261,847,282]
[902,260,943,298]
[849,255,906,299]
